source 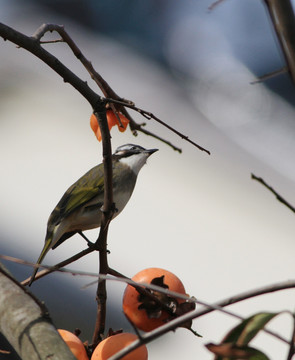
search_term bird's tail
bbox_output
[28,236,53,286]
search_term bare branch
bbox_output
[105,97,210,154]
[251,174,295,213]
[40,39,64,44]
[287,314,295,360]
[2,254,292,347]
[0,23,118,343]
[0,23,102,108]
[263,0,295,86]
[208,0,228,11]
[130,122,183,152]
[108,279,295,360]
[21,246,95,286]
[89,108,114,345]
[250,67,288,84]
[31,23,209,154]
[0,20,211,355]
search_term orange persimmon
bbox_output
[122,268,186,332]
[91,333,147,360]
[58,329,88,360]
[90,110,129,141]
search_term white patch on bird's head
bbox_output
[114,144,158,175]
[118,152,151,175]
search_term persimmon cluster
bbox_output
[59,268,193,359]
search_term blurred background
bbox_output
[1,0,295,359]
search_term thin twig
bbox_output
[250,67,288,84]
[287,314,295,360]
[0,22,101,109]
[32,23,209,154]
[108,309,289,360]
[104,97,210,154]
[21,246,96,286]
[208,0,227,11]
[31,24,175,150]
[129,122,182,153]
[40,39,64,44]
[251,174,295,213]
[108,309,290,360]
[1,254,292,345]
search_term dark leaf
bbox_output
[208,312,282,360]
[206,343,270,360]
[222,312,279,346]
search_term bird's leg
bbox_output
[78,231,110,253]
[78,231,94,247]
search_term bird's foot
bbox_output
[78,231,94,246]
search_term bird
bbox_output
[28,144,158,286]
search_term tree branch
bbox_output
[0,20,212,356]
[0,22,117,343]
[105,97,210,154]
[263,0,295,86]
[210,1,295,86]
[0,263,76,360]
[108,279,295,359]
[0,23,101,109]
[251,174,295,213]
[21,246,95,286]
[28,22,209,154]
[287,314,295,360]
[91,108,114,346]
[4,254,293,356]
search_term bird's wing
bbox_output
[51,163,105,225]
[62,185,103,214]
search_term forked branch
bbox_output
[30,22,210,154]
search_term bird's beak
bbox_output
[146,148,158,156]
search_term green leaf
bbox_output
[223,312,279,346]
[207,312,281,360]
[206,343,270,360]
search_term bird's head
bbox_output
[113,144,158,175]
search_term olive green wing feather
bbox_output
[29,164,106,286]
[50,163,105,225]
[62,185,103,214]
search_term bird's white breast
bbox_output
[119,153,149,176]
